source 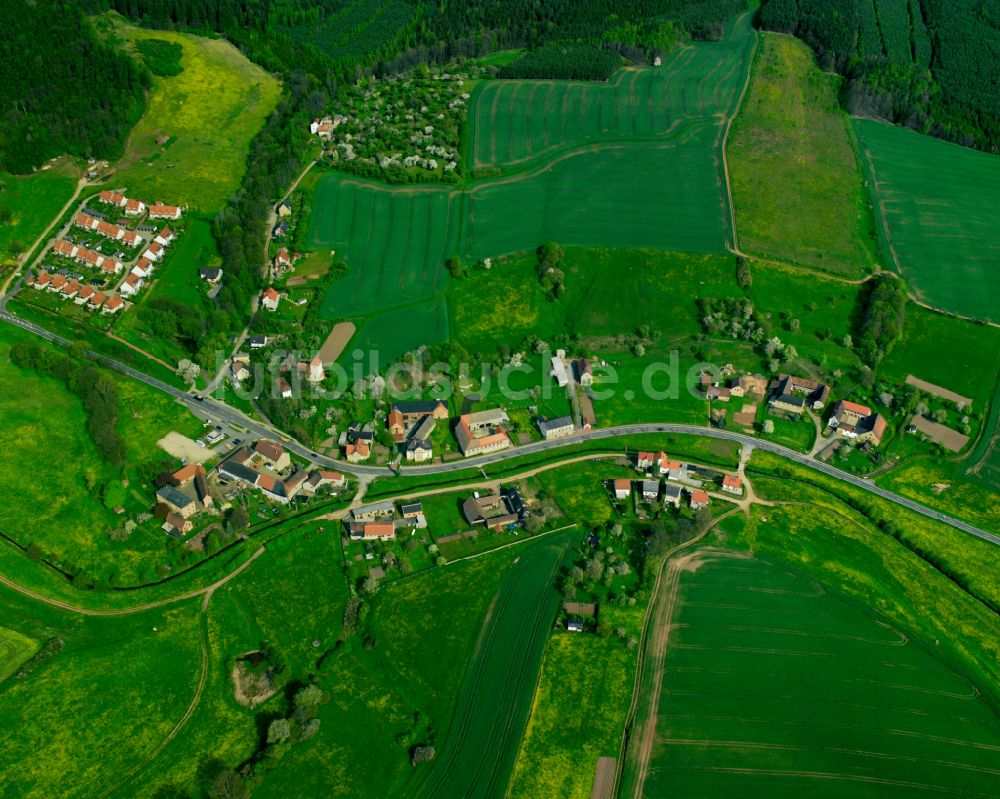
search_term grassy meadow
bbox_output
[0,589,204,799]
[95,13,282,214]
[0,324,203,589]
[0,158,79,264]
[855,118,1000,321]
[728,33,876,276]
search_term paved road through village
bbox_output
[1,305,997,548]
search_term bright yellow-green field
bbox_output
[96,13,281,213]
[728,33,877,276]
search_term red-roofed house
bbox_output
[124,198,146,217]
[261,287,281,311]
[89,291,107,309]
[122,230,143,247]
[143,242,163,261]
[613,479,631,499]
[275,377,293,399]
[721,474,742,495]
[102,295,124,314]
[61,279,80,299]
[48,274,67,292]
[99,190,126,207]
[345,440,371,463]
[636,451,656,470]
[356,522,396,541]
[53,240,78,259]
[149,203,182,220]
[75,284,95,305]
[75,212,100,231]
[275,248,291,267]
[131,260,153,279]
[32,271,51,289]
[828,400,886,445]
[154,227,174,247]
[689,490,710,510]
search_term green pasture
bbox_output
[412,530,578,799]
[855,118,1000,321]
[509,605,642,799]
[0,324,202,590]
[96,13,282,214]
[727,33,875,276]
[0,159,79,263]
[0,590,203,799]
[467,12,754,169]
[0,627,38,683]
[636,548,1000,798]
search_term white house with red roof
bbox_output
[828,400,888,446]
[102,295,124,314]
[119,273,144,297]
[149,203,182,220]
[99,190,127,207]
[124,198,146,216]
[721,474,742,495]
[154,227,174,247]
[143,242,164,262]
[261,287,281,311]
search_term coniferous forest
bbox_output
[0,0,149,173]
[759,0,1000,152]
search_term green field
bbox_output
[509,605,642,799]
[0,159,79,264]
[855,118,1000,321]
[0,590,204,798]
[631,549,1000,798]
[0,627,38,683]
[413,530,577,798]
[97,13,282,214]
[727,33,875,276]
[304,12,755,356]
[0,324,203,589]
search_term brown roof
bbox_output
[254,439,284,462]
[363,522,395,538]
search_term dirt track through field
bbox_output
[617,512,742,799]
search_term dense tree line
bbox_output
[9,341,126,466]
[499,45,623,81]
[759,0,1000,151]
[855,274,907,367]
[0,0,149,173]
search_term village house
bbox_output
[573,358,593,387]
[348,521,396,541]
[261,287,281,311]
[102,295,124,314]
[721,474,742,495]
[143,242,164,262]
[32,271,52,289]
[689,489,710,510]
[60,280,80,300]
[155,484,197,519]
[276,199,292,218]
[254,439,291,471]
[248,335,268,349]
[456,408,511,457]
[351,501,395,523]
[387,400,449,441]
[613,479,632,500]
[304,470,346,494]
[400,502,424,522]
[403,437,434,463]
[345,440,371,462]
[642,479,660,501]
[463,491,519,531]
[275,248,292,268]
[75,285,95,305]
[119,274,143,298]
[828,400,888,446]
[275,377,293,399]
[768,374,830,415]
[149,203,182,220]
[537,415,575,441]
[48,274,67,293]
[579,391,597,430]
[663,483,683,508]
[154,227,175,247]
[98,190,127,207]
[310,115,345,138]
[89,291,107,310]
[124,198,146,217]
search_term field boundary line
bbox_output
[613,508,741,798]
[720,14,758,254]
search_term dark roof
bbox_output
[773,394,805,408]
[538,415,574,434]
[156,484,193,509]
[400,502,423,515]
[199,267,222,280]
[404,438,432,452]
[248,335,268,346]
[219,460,259,484]
[391,400,445,415]
[663,483,683,498]
[501,485,528,518]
